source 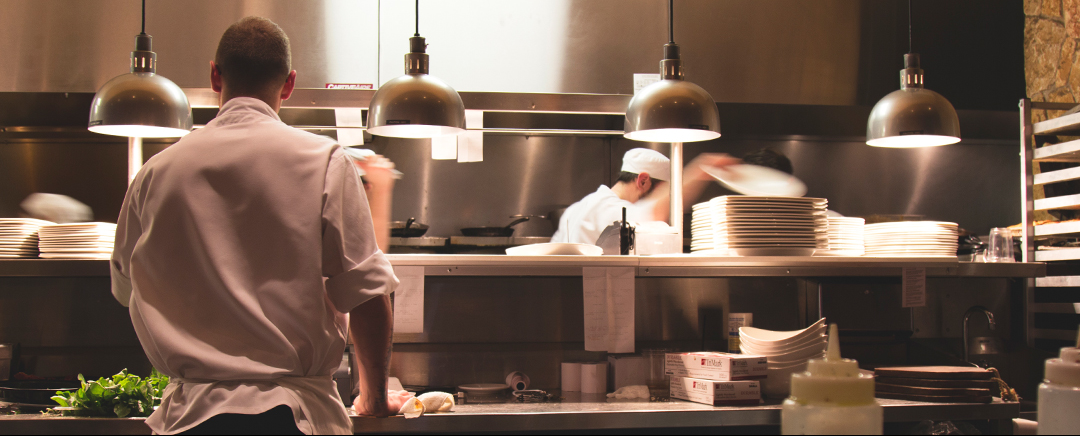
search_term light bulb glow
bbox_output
[624,128,720,143]
[366,124,464,139]
[866,134,960,148]
[89,124,190,138]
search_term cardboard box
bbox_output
[665,352,767,381]
[669,376,761,406]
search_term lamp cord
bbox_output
[414,0,420,37]
[141,0,146,35]
[907,0,912,53]
[668,0,674,44]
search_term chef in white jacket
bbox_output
[552,148,735,245]
[110,17,408,434]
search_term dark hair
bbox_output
[615,171,662,196]
[743,148,793,175]
[215,17,292,96]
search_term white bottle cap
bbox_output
[1044,328,1080,388]
[788,324,876,406]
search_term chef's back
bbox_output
[109,16,396,435]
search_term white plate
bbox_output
[505,243,602,256]
[457,384,509,395]
[731,247,817,256]
[38,253,111,259]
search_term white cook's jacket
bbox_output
[110,97,399,435]
[551,185,658,245]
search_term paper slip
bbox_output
[393,266,425,333]
[583,267,635,353]
[333,108,365,146]
[902,267,926,308]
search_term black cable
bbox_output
[668,0,674,44]
[414,0,420,37]
[907,0,912,53]
[141,0,146,35]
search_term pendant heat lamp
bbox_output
[88,0,192,138]
[866,1,959,148]
[367,0,465,138]
[624,0,720,143]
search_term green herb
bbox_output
[50,368,169,418]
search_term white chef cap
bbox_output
[620,148,670,181]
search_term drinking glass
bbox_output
[985,228,1015,263]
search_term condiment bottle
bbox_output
[1038,328,1080,435]
[782,324,882,435]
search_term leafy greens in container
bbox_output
[51,369,169,418]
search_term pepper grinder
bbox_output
[620,207,635,255]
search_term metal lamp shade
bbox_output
[624,79,720,143]
[367,73,466,138]
[866,88,960,148]
[88,72,192,138]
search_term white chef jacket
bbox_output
[110,97,399,435]
[551,185,658,244]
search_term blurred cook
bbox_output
[552,148,736,245]
[110,17,406,435]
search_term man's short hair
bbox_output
[743,148,793,175]
[215,17,292,96]
[616,171,662,196]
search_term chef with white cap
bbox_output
[552,148,736,245]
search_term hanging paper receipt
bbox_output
[902,267,926,308]
[393,266,425,333]
[583,267,635,353]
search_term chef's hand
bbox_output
[354,389,415,418]
[354,154,397,194]
[685,153,740,182]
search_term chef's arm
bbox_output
[350,294,394,417]
[649,153,739,222]
[355,156,396,253]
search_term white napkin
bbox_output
[397,397,424,419]
[417,391,455,413]
[606,385,650,400]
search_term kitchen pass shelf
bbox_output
[0,257,1046,279]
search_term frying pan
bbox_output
[461,217,531,237]
[391,218,429,238]
[0,380,81,408]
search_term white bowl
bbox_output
[740,331,826,353]
[739,320,827,347]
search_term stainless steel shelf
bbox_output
[448,236,551,247]
[0,398,1020,434]
[0,258,1045,279]
[1033,221,1080,237]
[1035,247,1080,262]
[1034,111,1080,136]
[1036,275,1080,287]
[1034,166,1080,185]
[1034,138,1080,162]
[1033,194,1080,211]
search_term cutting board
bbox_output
[876,382,993,398]
[875,376,997,390]
[875,391,994,404]
[873,366,993,381]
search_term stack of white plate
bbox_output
[0,218,54,258]
[37,223,117,260]
[739,319,828,398]
[863,221,958,258]
[817,216,865,256]
[690,196,829,256]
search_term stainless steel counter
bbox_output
[0,258,1045,278]
[0,398,1020,434]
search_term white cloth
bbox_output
[551,185,658,244]
[621,148,670,181]
[110,97,399,435]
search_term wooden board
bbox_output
[875,377,997,390]
[875,391,993,404]
[876,383,993,398]
[873,366,993,381]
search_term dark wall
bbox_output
[857,0,1027,111]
